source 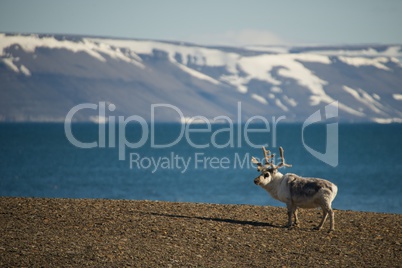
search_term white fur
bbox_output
[254,170,338,232]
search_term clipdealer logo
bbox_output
[302,101,339,167]
[64,101,339,172]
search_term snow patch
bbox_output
[342,86,385,115]
[292,54,331,64]
[371,117,402,124]
[342,85,360,99]
[306,46,402,58]
[357,89,385,114]
[338,103,365,117]
[220,74,248,93]
[283,96,297,107]
[20,65,31,76]
[372,93,380,100]
[91,38,240,73]
[237,55,281,85]
[175,63,220,85]
[251,94,268,104]
[2,58,19,72]
[309,95,321,106]
[393,94,402,101]
[89,116,108,124]
[2,57,32,76]
[237,54,333,106]
[275,99,288,111]
[271,86,282,93]
[338,56,390,71]
[0,34,145,69]
[180,117,209,124]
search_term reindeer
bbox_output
[252,146,338,232]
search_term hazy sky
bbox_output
[1,0,401,46]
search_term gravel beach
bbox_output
[0,197,400,267]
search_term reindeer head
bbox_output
[252,146,292,186]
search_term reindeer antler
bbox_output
[262,146,275,167]
[274,146,292,169]
[252,146,292,172]
[251,156,263,171]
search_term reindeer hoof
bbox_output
[285,222,300,229]
[313,226,322,231]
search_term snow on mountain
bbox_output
[0,34,144,66]
[303,45,402,58]
[393,94,402,101]
[0,33,402,123]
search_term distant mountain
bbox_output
[1,33,402,123]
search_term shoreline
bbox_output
[1,197,400,266]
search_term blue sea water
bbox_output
[0,123,401,214]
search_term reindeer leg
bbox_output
[328,208,335,232]
[314,207,328,230]
[286,210,293,228]
[294,208,299,227]
[286,204,295,228]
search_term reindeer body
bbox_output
[252,147,338,232]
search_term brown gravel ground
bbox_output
[0,197,401,267]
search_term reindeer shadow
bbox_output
[136,210,284,229]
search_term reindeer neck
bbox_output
[273,171,284,179]
[263,171,284,194]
